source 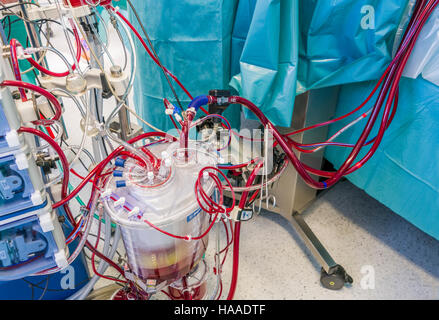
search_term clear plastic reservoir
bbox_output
[103,142,217,284]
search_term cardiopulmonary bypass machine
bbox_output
[0,0,433,299]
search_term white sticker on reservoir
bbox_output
[187,208,202,223]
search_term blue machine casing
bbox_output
[0,210,57,280]
[0,64,66,282]
[0,151,40,217]
[0,19,89,300]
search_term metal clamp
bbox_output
[38,68,130,98]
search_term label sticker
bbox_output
[239,209,253,221]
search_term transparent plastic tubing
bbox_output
[68,222,121,300]
[103,10,152,167]
[0,80,62,123]
[26,19,81,77]
[17,126,80,243]
[109,7,191,98]
[35,192,98,276]
[52,132,175,211]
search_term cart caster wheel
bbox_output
[320,265,353,290]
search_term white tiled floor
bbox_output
[48,17,439,300]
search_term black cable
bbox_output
[82,237,126,266]
[33,19,60,52]
[37,275,50,300]
[0,2,40,12]
[22,276,90,293]
[6,16,12,41]
[61,139,89,172]
[125,0,185,111]
[0,16,21,44]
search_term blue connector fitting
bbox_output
[173,104,182,115]
[188,95,209,112]
[116,180,127,188]
[115,158,126,168]
[113,170,123,177]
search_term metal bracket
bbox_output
[37,68,130,98]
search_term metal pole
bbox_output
[18,0,48,68]
[79,14,108,162]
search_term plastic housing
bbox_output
[103,142,217,285]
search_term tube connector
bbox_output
[116,180,127,188]
[147,172,155,184]
[164,98,184,123]
[113,170,124,177]
[18,47,33,59]
[207,90,231,116]
[101,189,113,199]
[188,95,209,113]
[115,158,126,167]
[175,114,183,122]
[114,196,126,207]
[128,207,140,218]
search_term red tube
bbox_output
[26,20,81,78]
[288,0,428,152]
[110,5,226,119]
[9,39,27,101]
[17,126,77,227]
[0,80,62,123]
[18,127,69,201]
[292,0,436,178]
[85,241,127,278]
[111,8,193,99]
[195,167,235,215]
[227,222,241,300]
[63,0,89,7]
[163,99,180,132]
[53,132,174,210]
[287,89,399,153]
[287,66,391,138]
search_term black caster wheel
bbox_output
[320,265,353,290]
